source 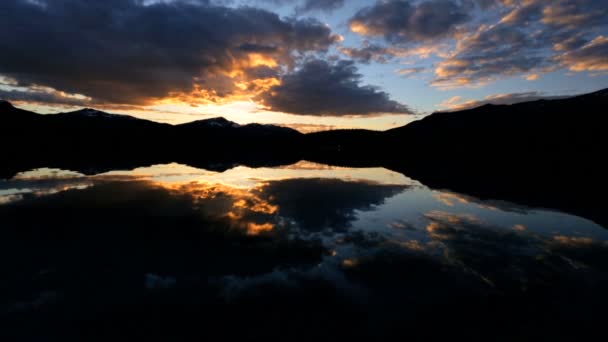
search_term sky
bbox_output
[0,0,607,131]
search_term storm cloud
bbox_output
[0,0,340,106]
[257,59,411,116]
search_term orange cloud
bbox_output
[350,21,372,35]
[557,36,608,72]
[433,192,471,207]
[246,222,275,235]
[157,181,279,236]
[525,74,540,81]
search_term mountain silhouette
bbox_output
[1,88,607,225]
[59,108,143,120]
[303,88,608,226]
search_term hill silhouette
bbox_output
[304,88,608,226]
[2,88,607,225]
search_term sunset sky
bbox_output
[1,0,607,131]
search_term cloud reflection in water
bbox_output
[1,162,608,340]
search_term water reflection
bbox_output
[2,162,607,340]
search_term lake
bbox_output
[2,161,607,340]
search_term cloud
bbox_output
[0,86,92,107]
[0,177,330,310]
[340,0,607,88]
[525,74,540,81]
[0,0,340,107]
[398,67,425,77]
[431,24,550,88]
[437,91,570,111]
[349,0,470,43]
[254,0,345,13]
[473,0,511,8]
[556,36,608,72]
[257,177,408,231]
[257,59,412,116]
[430,0,608,87]
[339,40,450,64]
[339,43,397,64]
[297,0,345,13]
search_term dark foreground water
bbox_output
[2,162,607,340]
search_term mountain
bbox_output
[383,87,608,173]
[0,102,304,176]
[176,117,300,138]
[304,88,608,158]
[0,103,300,148]
[1,88,607,225]
[387,87,608,140]
[57,108,143,121]
[1,100,40,121]
[0,100,12,109]
[304,88,608,226]
[177,117,241,129]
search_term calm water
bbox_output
[2,162,608,340]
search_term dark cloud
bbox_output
[339,42,397,64]
[257,59,412,116]
[349,0,469,43]
[297,0,345,13]
[0,87,92,107]
[0,0,340,106]
[255,0,345,13]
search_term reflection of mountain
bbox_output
[2,88,607,225]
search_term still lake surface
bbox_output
[2,161,608,340]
